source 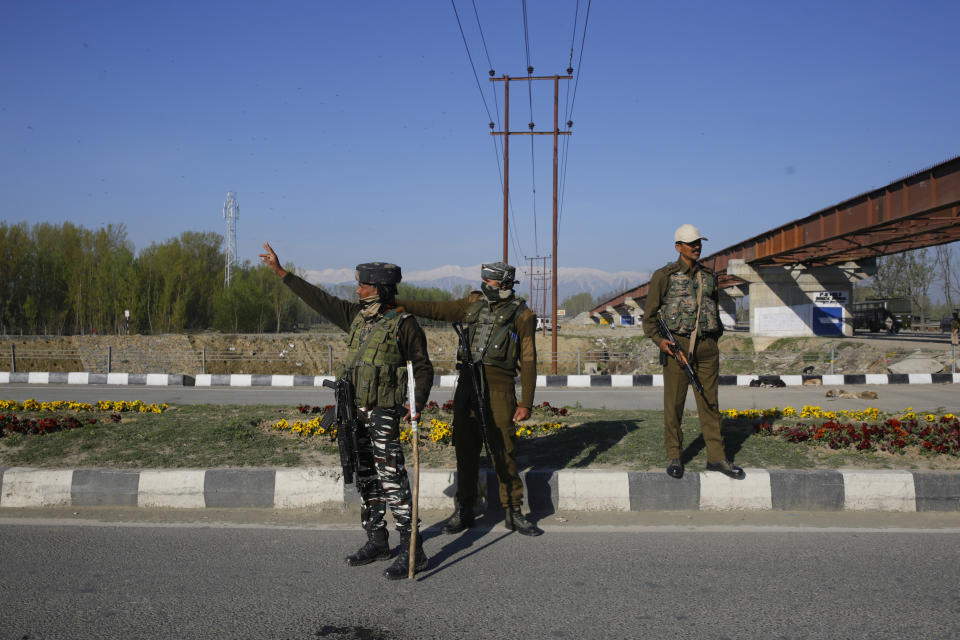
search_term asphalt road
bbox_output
[2,508,958,640]
[2,383,959,412]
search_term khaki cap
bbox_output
[674,224,707,243]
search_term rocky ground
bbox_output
[1,326,955,376]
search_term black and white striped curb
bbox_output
[1,467,957,512]
[2,372,957,388]
[0,372,191,386]
[167,372,960,387]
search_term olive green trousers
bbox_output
[662,335,725,463]
[452,380,524,509]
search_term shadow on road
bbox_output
[418,518,513,580]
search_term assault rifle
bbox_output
[452,321,493,462]
[656,310,712,409]
[320,377,362,484]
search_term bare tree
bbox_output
[875,247,935,323]
[934,242,959,311]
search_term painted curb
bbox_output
[0,372,194,386]
[8,372,955,388]
[1,467,957,512]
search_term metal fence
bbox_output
[5,343,956,376]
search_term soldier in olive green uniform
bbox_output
[259,243,434,579]
[396,262,543,536]
[641,225,745,480]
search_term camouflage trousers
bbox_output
[355,407,414,533]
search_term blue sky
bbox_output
[2,1,958,275]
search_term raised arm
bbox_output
[259,241,358,332]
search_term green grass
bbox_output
[0,405,329,468]
[1,404,956,470]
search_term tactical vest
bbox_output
[339,309,410,408]
[462,297,525,372]
[661,265,721,336]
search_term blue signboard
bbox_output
[620,316,634,325]
[812,306,843,336]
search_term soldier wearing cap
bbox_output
[641,225,745,480]
[259,242,434,579]
[395,262,543,536]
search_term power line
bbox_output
[450,0,496,127]
[567,0,592,122]
[451,0,527,262]
[558,0,592,235]
[520,0,539,256]
[470,0,502,134]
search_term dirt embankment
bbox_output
[1,327,955,376]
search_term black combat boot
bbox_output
[706,459,746,480]
[383,530,428,580]
[505,508,543,536]
[345,528,390,567]
[441,504,475,534]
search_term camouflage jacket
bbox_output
[395,293,537,408]
[642,258,722,345]
[282,273,433,409]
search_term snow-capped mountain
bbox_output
[299,264,649,303]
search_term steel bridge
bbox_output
[592,154,960,322]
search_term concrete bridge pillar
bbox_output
[623,297,643,326]
[727,258,876,337]
[718,286,744,329]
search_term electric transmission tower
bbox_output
[223,191,239,287]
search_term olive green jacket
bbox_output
[282,273,433,408]
[396,292,537,409]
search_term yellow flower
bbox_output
[428,418,452,443]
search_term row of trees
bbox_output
[0,222,491,336]
[0,221,328,335]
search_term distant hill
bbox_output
[299,264,649,303]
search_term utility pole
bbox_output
[490,73,571,373]
[527,256,551,333]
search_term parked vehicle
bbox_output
[536,318,561,332]
[852,298,911,333]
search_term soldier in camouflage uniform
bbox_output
[396,262,543,536]
[259,243,434,579]
[641,225,745,481]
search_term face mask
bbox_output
[359,294,381,319]
[481,282,513,302]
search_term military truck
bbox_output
[852,298,912,333]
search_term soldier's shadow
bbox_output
[417,417,640,579]
[518,418,642,517]
[680,415,776,463]
[418,517,512,579]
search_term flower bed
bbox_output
[270,400,572,445]
[722,406,960,456]
[0,399,168,414]
[0,397,168,438]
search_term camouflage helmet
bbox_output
[355,262,402,285]
[480,261,516,288]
